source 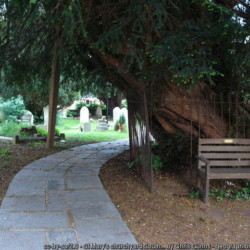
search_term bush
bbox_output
[75,102,87,111]
[36,127,60,136]
[152,154,164,171]
[0,97,26,122]
[66,110,78,117]
[0,120,28,137]
[36,127,48,136]
[122,99,127,108]
[115,114,126,131]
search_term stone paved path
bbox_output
[0,139,137,250]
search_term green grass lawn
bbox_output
[57,118,128,143]
[0,118,128,144]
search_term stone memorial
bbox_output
[80,106,89,123]
[121,108,128,125]
[80,106,91,132]
[80,122,91,132]
[113,107,121,124]
[95,106,102,119]
[43,105,49,129]
[20,110,34,125]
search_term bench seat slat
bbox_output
[199,160,250,167]
[198,168,250,179]
[200,153,250,159]
[199,146,250,152]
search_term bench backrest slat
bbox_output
[198,138,250,168]
[199,138,250,145]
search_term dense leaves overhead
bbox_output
[0,0,249,137]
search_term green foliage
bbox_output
[55,127,60,136]
[0,97,26,122]
[159,133,197,169]
[0,121,26,137]
[66,110,79,118]
[121,99,127,109]
[36,127,48,136]
[128,161,135,170]
[114,114,126,131]
[209,187,250,202]
[0,149,11,159]
[189,190,201,199]
[152,154,164,172]
[36,127,60,136]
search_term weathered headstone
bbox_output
[80,106,89,123]
[20,110,34,125]
[81,123,91,132]
[80,106,91,132]
[43,105,49,129]
[95,106,102,119]
[58,108,68,118]
[121,108,128,125]
[113,107,121,124]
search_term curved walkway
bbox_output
[0,139,137,250]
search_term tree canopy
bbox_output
[0,0,249,138]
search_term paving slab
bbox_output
[46,230,78,244]
[0,211,71,230]
[5,180,46,197]
[75,218,137,244]
[72,202,121,219]
[1,197,45,211]
[0,231,46,250]
[0,139,137,247]
[48,189,111,203]
[66,175,103,190]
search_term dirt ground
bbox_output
[100,151,250,247]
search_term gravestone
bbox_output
[80,106,91,132]
[80,106,89,123]
[20,110,34,125]
[58,108,68,118]
[121,108,128,125]
[80,123,91,132]
[43,105,49,129]
[113,107,121,125]
[95,106,102,119]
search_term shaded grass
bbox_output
[0,118,128,143]
[0,121,30,137]
[58,118,128,143]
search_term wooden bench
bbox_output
[197,138,250,204]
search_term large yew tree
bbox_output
[0,0,249,140]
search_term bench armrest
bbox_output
[196,155,210,174]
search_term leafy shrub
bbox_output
[0,120,28,137]
[209,187,250,202]
[122,99,127,108]
[75,102,87,110]
[66,110,78,117]
[155,132,198,171]
[0,97,26,122]
[36,127,48,136]
[115,114,126,131]
[189,190,201,199]
[152,154,164,171]
[55,127,60,136]
[36,127,60,136]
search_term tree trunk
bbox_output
[153,82,228,139]
[46,32,61,149]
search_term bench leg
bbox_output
[204,177,209,205]
[197,174,201,189]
